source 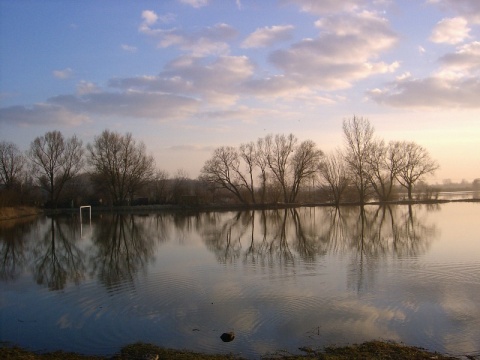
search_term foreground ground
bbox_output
[0,341,470,360]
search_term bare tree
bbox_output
[265,133,297,203]
[199,146,250,204]
[255,137,270,203]
[318,150,350,206]
[87,130,155,205]
[239,142,257,203]
[342,116,375,204]
[395,141,439,200]
[28,131,84,207]
[0,141,26,189]
[366,140,404,201]
[289,140,323,203]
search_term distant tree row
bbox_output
[0,130,160,207]
[0,116,452,208]
[200,116,441,205]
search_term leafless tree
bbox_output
[264,133,297,203]
[289,140,323,203]
[366,140,404,201]
[342,116,375,204]
[199,146,250,204]
[0,141,26,189]
[28,131,84,207]
[395,141,439,200]
[87,130,155,205]
[318,150,350,206]
[239,142,257,203]
[255,137,270,203]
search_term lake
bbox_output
[1,203,479,358]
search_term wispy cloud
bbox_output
[53,68,73,79]
[241,25,294,48]
[139,10,237,56]
[283,0,366,14]
[121,44,137,52]
[369,39,480,109]
[177,0,210,8]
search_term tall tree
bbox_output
[239,141,257,204]
[265,133,297,203]
[255,137,270,203]
[87,130,155,205]
[199,146,249,204]
[28,131,84,207]
[395,141,439,200]
[318,150,350,206]
[289,140,323,203]
[0,141,26,189]
[342,116,375,204]
[366,140,404,201]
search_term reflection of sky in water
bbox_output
[0,203,479,358]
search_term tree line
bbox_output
[0,116,442,208]
[200,116,440,205]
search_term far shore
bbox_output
[2,197,480,222]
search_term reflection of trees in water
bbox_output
[342,205,437,293]
[1,205,438,291]
[31,216,85,290]
[89,214,156,288]
[0,218,38,280]
[201,211,244,264]
[199,205,437,275]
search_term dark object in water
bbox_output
[220,332,235,342]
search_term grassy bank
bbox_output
[0,206,41,221]
[0,341,465,360]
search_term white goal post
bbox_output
[79,205,91,223]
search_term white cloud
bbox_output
[370,40,480,109]
[283,0,365,14]
[241,25,294,48]
[53,68,73,79]
[178,0,210,8]
[141,10,158,26]
[110,55,254,106]
[268,11,399,90]
[430,17,470,44]
[139,14,237,56]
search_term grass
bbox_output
[0,341,465,360]
[0,206,41,222]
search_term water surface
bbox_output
[1,203,479,358]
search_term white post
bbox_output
[79,206,92,237]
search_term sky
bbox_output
[1,0,479,183]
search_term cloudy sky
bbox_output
[1,0,479,182]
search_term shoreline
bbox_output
[0,340,466,359]
[2,198,479,221]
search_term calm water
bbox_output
[1,203,479,358]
